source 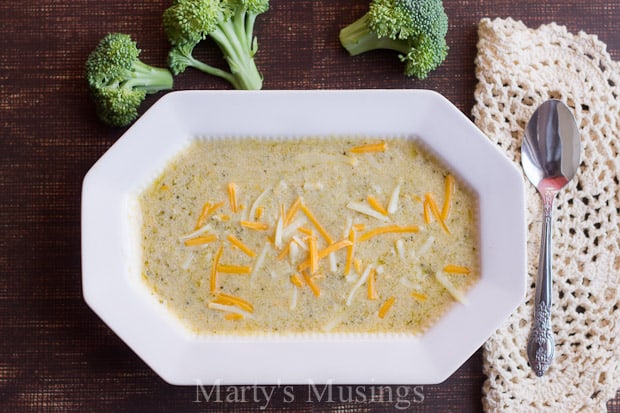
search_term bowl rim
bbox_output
[82,89,526,385]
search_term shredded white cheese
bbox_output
[250,243,270,281]
[342,216,353,238]
[435,271,468,304]
[289,241,300,264]
[417,235,435,256]
[399,276,417,289]
[346,264,374,306]
[322,312,347,332]
[207,302,253,318]
[281,216,307,240]
[248,187,271,222]
[302,181,324,191]
[292,235,308,251]
[346,202,390,222]
[345,273,358,283]
[181,252,195,270]
[274,215,284,249]
[328,252,338,273]
[289,284,298,310]
[387,181,401,214]
[179,224,213,240]
[395,239,405,261]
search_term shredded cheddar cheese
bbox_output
[277,242,291,260]
[308,235,319,274]
[285,197,302,226]
[441,175,454,221]
[195,202,212,229]
[227,234,256,257]
[349,141,387,153]
[352,223,366,232]
[298,227,314,236]
[410,291,428,302]
[195,201,225,229]
[302,271,321,297]
[344,229,356,276]
[367,267,378,300]
[227,183,238,213]
[443,264,471,275]
[423,199,431,224]
[424,193,450,234]
[297,239,353,272]
[216,264,252,274]
[320,239,353,257]
[240,221,269,231]
[359,225,419,242]
[210,245,224,293]
[213,292,254,313]
[183,234,217,246]
[378,296,396,319]
[290,274,304,288]
[367,195,389,216]
[300,203,333,244]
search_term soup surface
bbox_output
[139,137,479,334]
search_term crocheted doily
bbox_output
[473,18,620,412]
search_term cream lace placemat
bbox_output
[473,18,620,412]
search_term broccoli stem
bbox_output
[124,60,174,93]
[245,12,258,54]
[339,13,410,57]
[210,13,263,90]
[169,43,238,86]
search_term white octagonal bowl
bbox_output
[82,89,526,385]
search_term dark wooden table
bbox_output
[2,1,619,411]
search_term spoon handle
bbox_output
[527,194,555,376]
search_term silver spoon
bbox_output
[521,99,581,377]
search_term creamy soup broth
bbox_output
[139,137,479,334]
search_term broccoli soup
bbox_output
[139,137,479,334]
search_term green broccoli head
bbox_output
[400,33,448,78]
[163,0,269,90]
[237,0,270,15]
[85,33,173,127]
[90,87,146,128]
[340,0,448,79]
[163,0,224,46]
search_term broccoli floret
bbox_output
[85,33,174,127]
[163,0,269,90]
[339,0,448,79]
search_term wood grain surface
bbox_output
[1,1,618,411]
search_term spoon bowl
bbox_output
[521,99,581,377]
